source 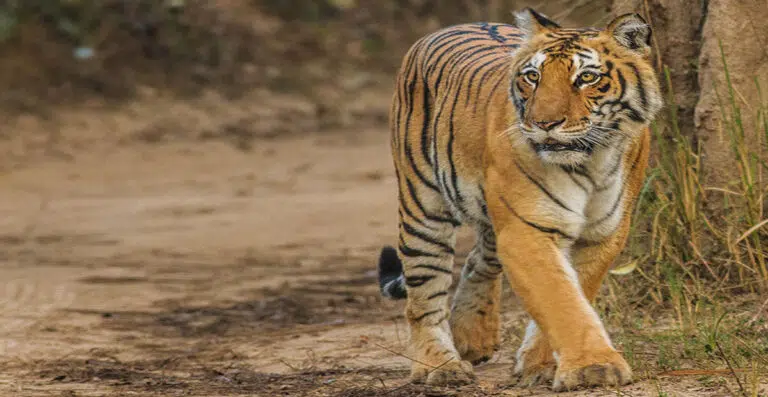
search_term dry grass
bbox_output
[599,44,768,397]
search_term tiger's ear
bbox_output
[515,8,560,38]
[607,13,652,55]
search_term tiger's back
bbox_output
[391,23,523,226]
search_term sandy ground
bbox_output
[0,95,752,396]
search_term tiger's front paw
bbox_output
[411,359,476,386]
[553,350,632,391]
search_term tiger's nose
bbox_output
[532,118,566,131]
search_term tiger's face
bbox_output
[509,10,662,166]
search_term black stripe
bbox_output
[470,268,499,281]
[430,44,464,93]
[402,221,455,254]
[605,150,625,178]
[466,56,507,105]
[398,188,436,231]
[446,75,463,205]
[413,309,440,322]
[566,171,590,193]
[575,238,604,248]
[588,188,625,227]
[454,51,499,96]
[483,257,502,268]
[478,185,490,221]
[412,264,453,274]
[422,30,477,68]
[483,68,509,111]
[434,40,495,97]
[500,196,576,240]
[403,143,440,192]
[482,238,496,251]
[429,37,488,75]
[420,31,471,71]
[405,275,436,287]
[616,69,627,102]
[630,145,644,172]
[474,60,508,112]
[432,59,466,206]
[399,65,439,193]
[462,49,513,104]
[430,91,446,186]
[393,76,403,144]
[445,43,499,79]
[428,38,488,90]
[398,240,441,258]
[596,152,624,192]
[419,84,433,181]
[627,62,648,110]
[624,104,644,122]
[477,197,489,219]
[570,165,596,188]
[404,178,460,226]
[427,291,448,300]
[515,160,575,213]
[402,76,417,148]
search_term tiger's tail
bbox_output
[377,246,407,299]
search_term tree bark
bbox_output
[610,0,768,185]
[611,0,704,139]
[694,1,768,182]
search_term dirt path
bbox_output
[0,112,731,396]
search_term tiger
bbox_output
[376,8,662,391]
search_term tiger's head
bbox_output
[508,8,662,166]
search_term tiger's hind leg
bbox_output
[395,189,474,386]
[450,226,503,365]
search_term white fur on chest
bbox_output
[533,167,590,235]
[531,145,628,243]
[581,176,624,241]
[580,146,627,241]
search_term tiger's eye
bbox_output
[524,70,540,84]
[578,71,600,85]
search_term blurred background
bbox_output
[0,0,611,164]
[0,1,765,396]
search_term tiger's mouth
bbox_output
[531,138,594,153]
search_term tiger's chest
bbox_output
[442,146,628,245]
[545,151,628,243]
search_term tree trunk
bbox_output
[694,1,768,183]
[610,0,768,186]
[611,0,704,139]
